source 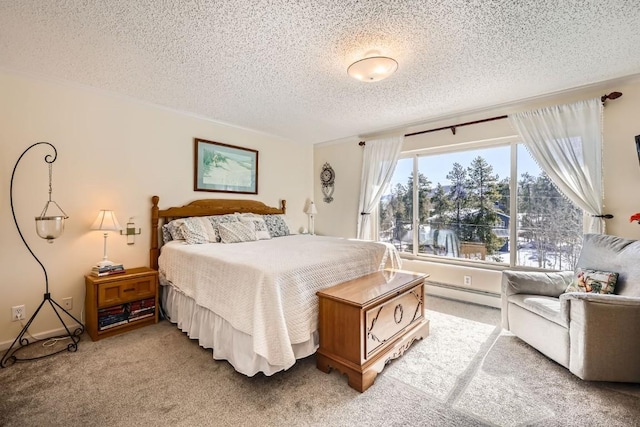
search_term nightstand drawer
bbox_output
[365,283,424,358]
[98,276,155,307]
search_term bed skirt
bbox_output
[160,278,319,376]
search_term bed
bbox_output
[150,196,401,376]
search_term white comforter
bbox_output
[158,235,400,369]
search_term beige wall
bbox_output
[0,72,313,347]
[314,77,640,305]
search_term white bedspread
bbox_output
[158,235,400,370]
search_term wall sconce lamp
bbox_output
[120,217,141,245]
[305,201,318,235]
[91,210,122,267]
[2,142,84,368]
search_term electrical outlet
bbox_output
[11,305,25,321]
[464,275,472,286]
[62,297,73,310]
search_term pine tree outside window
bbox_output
[378,141,584,270]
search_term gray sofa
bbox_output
[502,233,640,382]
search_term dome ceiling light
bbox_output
[347,53,398,83]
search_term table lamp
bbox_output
[91,210,122,267]
[305,201,318,235]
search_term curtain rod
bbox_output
[358,91,622,146]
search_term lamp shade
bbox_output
[305,202,318,215]
[91,210,122,231]
[347,56,398,82]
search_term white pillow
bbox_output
[181,217,218,244]
[218,222,258,243]
[239,216,271,240]
[207,214,241,242]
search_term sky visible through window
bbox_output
[391,144,541,187]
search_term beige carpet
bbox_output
[1,296,639,426]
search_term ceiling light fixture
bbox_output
[347,52,398,83]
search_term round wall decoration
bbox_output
[320,162,335,203]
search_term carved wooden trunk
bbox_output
[316,269,430,392]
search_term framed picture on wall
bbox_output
[194,138,258,194]
[636,135,640,166]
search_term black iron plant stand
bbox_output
[1,142,84,368]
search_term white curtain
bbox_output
[508,98,605,233]
[356,135,404,240]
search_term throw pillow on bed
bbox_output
[565,268,618,294]
[164,219,186,241]
[207,214,241,242]
[263,214,290,237]
[239,216,271,240]
[181,217,218,244]
[218,221,258,243]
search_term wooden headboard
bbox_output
[150,195,286,269]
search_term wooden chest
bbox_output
[316,269,429,392]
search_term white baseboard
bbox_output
[0,323,83,352]
[425,282,501,309]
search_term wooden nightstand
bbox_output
[316,269,430,392]
[84,267,159,341]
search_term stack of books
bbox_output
[98,299,156,331]
[129,298,156,322]
[98,304,130,330]
[91,264,125,277]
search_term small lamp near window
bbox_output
[91,210,122,267]
[305,201,318,235]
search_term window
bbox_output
[378,141,583,270]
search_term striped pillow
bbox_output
[239,216,271,240]
[181,217,218,244]
[218,222,258,243]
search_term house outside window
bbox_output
[378,141,584,270]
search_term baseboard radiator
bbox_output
[424,280,501,308]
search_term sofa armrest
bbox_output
[560,292,640,306]
[565,293,640,382]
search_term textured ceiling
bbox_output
[1,1,640,144]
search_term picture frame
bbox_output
[194,138,258,194]
[636,135,640,167]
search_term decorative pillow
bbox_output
[263,214,290,238]
[235,212,258,218]
[161,224,173,243]
[565,268,618,294]
[181,217,218,245]
[207,214,241,242]
[218,221,258,243]
[165,219,186,241]
[239,216,271,240]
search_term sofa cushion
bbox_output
[508,294,569,328]
[565,268,618,294]
[502,270,573,298]
[578,234,640,297]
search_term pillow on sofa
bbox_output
[565,268,618,294]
